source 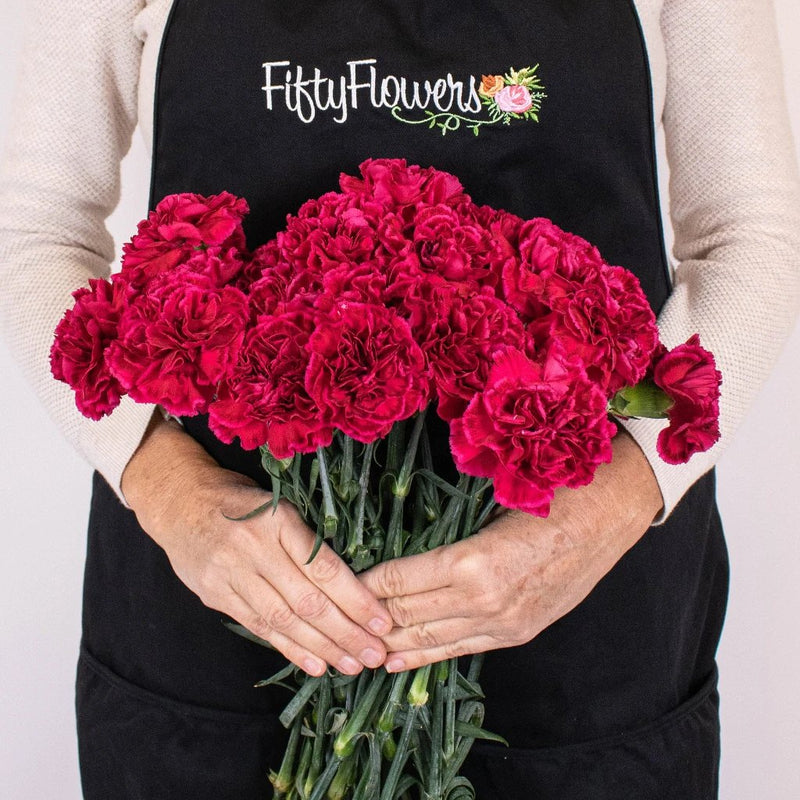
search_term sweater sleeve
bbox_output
[622,0,800,522]
[0,0,155,504]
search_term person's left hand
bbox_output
[359,430,664,672]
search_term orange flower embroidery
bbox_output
[479,74,505,98]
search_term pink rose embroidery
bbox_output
[494,85,533,114]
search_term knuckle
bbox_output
[194,566,227,607]
[443,640,469,659]
[266,602,295,632]
[334,628,364,654]
[308,549,342,584]
[454,550,484,583]
[294,590,331,621]
[247,613,274,641]
[484,591,506,616]
[412,622,439,649]
[379,560,406,597]
[386,597,413,628]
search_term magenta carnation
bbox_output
[653,335,722,464]
[50,278,130,420]
[121,192,248,287]
[209,306,332,455]
[339,158,466,211]
[450,346,616,515]
[107,268,248,416]
[305,301,430,442]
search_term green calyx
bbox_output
[608,379,673,419]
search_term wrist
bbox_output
[541,430,663,557]
[121,412,215,521]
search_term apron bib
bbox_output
[77,2,728,797]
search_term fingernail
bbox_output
[303,658,324,676]
[368,617,391,635]
[360,648,383,669]
[338,655,361,674]
[385,657,405,673]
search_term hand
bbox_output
[121,414,393,677]
[359,430,664,672]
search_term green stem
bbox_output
[333,669,389,758]
[385,418,407,478]
[443,658,458,761]
[352,732,383,800]
[327,756,358,800]
[442,702,484,790]
[295,736,313,799]
[394,409,427,499]
[379,704,419,800]
[271,716,303,796]
[306,671,330,791]
[316,446,339,538]
[279,675,322,728]
[347,441,375,559]
[384,410,427,559]
[340,434,354,496]
[307,756,341,800]
[426,661,448,799]
[466,653,484,686]
[377,670,411,733]
[425,473,470,551]
[444,474,472,546]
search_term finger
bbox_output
[222,592,327,677]
[380,616,476,654]
[262,553,389,670]
[229,575,367,676]
[359,547,452,600]
[384,634,500,673]
[280,528,393,637]
[384,588,464,629]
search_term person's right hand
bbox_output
[121,413,393,677]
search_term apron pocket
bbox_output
[76,645,289,800]
[463,670,720,800]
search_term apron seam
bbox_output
[78,642,282,726]
[472,666,718,759]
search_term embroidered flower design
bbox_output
[479,74,505,98]
[481,66,544,123]
[393,65,546,137]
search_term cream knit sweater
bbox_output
[1,0,799,521]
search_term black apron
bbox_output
[76,2,728,797]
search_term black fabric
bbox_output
[76,645,288,799]
[78,1,729,797]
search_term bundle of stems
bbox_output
[228,409,506,799]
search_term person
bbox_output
[1,1,798,798]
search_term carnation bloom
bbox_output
[120,191,248,286]
[450,346,616,515]
[412,204,497,285]
[340,158,466,211]
[502,217,606,319]
[50,278,130,420]
[534,263,660,394]
[653,335,722,463]
[107,268,249,416]
[305,301,430,442]
[209,306,333,455]
[398,281,526,421]
[505,219,658,394]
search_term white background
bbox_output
[1,2,798,798]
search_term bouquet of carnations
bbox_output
[51,159,721,800]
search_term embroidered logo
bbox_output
[394,66,546,136]
[261,59,546,137]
